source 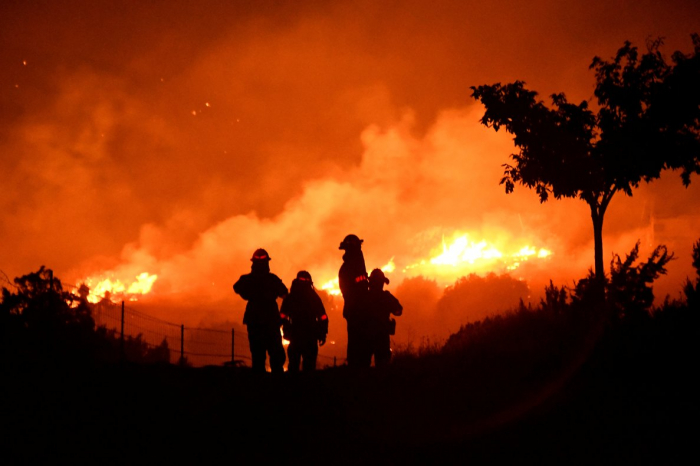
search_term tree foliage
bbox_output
[606,243,673,320]
[471,35,700,280]
[684,239,700,309]
[1,266,169,364]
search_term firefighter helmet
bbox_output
[250,248,271,262]
[369,268,390,285]
[339,234,364,250]
[296,270,313,284]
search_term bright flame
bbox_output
[405,232,552,281]
[381,257,396,273]
[78,272,158,303]
[321,277,341,296]
[430,236,503,266]
[127,272,158,294]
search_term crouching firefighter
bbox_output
[367,268,403,367]
[281,271,329,372]
[233,248,288,373]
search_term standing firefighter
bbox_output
[281,271,328,372]
[367,268,403,367]
[233,248,288,373]
[338,234,369,367]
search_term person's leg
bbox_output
[346,321,357,366]
[247,325,267,373]
[301,340,318,371]
[267,326,286,373]
[355,332,373,368]
[374,334,392,367]
[287,341,301,373]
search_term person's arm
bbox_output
[386,291,403,317]
[233,276,250,300]
[275,276,289,299]
[314,293,328,345]
[280,296,292,340]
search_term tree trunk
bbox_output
[591,207,605,281]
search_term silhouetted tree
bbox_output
[2,267,171,364]
[684,239,700,309]
[540,280,568,316]
[607,243,673,321]
[471,35,700,282]
[1,266,95,361]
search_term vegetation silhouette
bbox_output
[471,34,700,282]
[1,266,169,366]
[684,238,700,309]
[2,239,699,463]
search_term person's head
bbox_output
[296,270,313,284]
[369,268,389,291]
[339,234,363,252]
[291,270,314,293]
[250,248,271,272]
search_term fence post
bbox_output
[231,328,235,364]
[120,301,125,361]
[179,324,185,366]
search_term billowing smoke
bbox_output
[60,105,700,334]
[2,1,700,349]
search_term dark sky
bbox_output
[2,0,700,330]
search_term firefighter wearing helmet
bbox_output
[338,234,369,367]
[366,268,403,367]
[233,248,288,373]
[280,270,328,372]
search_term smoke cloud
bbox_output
[2,1,700,345]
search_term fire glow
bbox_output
[77,272,158,303]
[318,235,551,297]
[404,233,552,280]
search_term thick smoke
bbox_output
[65,106,700,327]
[2,1,700,343]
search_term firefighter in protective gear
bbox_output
[233,248,288,373]
[338,234,369,367]
[280,271,328,372]
[366,268,403,367]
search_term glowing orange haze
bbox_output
[2,1,700,342]
[71,106,698,334]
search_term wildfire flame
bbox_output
[404,233,552,280]
[77,272,158,303]
[321,278,341,296]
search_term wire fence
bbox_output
[86,293,340,369]
[0,273,343,369]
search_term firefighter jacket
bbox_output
[280,282,328,342]
[338,250,368,320]
[233,268,288,326]
[366,289,403,338]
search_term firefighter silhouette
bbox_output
[233,248,288,373]
[280,271,328,372]
[338,234,369,367]
[366,268,403,367]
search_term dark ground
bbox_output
[2,319,698,465]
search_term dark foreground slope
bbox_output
[2,309,698,465]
